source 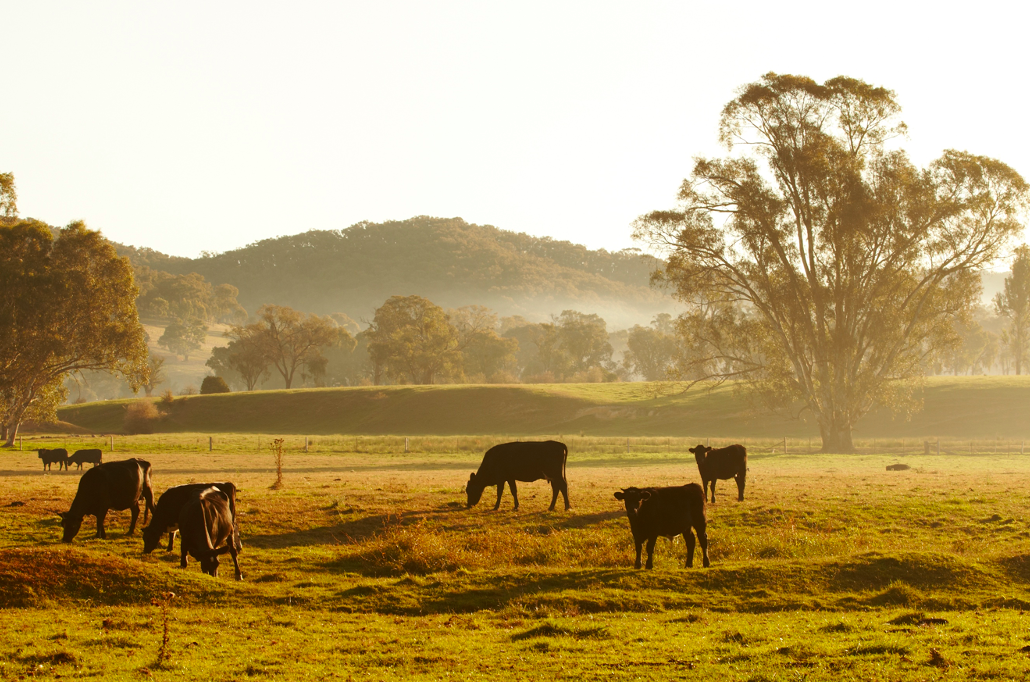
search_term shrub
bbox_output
[160,389,175,407]
[488,370,520,384]
[200,376,231,394]
[124,400,162,435]
[179,385,197,396]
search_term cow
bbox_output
[466,440,570,511]
[68,449,103,470]
[38,448,69,472]
[177,486,243,580]
[58,458,155,542]
[143,482,241,555]
[614,484,710,569]
[689,443,747,503]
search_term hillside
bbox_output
[56,376,1030,439]
[114,217,677,329]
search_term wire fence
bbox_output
[8,433,1029,457]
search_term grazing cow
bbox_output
[38,448,69,472]
[143,482,241,555]
[689,443,747,503]
[177,487,243,580]
[58,458,155,542]
[466,440,570,511]
[614,484,710,569]
[68,449,103,470]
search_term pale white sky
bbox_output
[2,1,1028,258]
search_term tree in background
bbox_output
[200,375,231,394]
[135,268,247,324]
[246,305,343,389]
[0,219,148,444]
[450,305,518,382]
[207,334,270,391]
[158,318,208,361]
[634,74,1029,452]
[368,296,460,384]
[0,171,16,220]
[552,311,614,380]
[624,313,679,380]
[994,245,1030,375]
[144,355,167,396]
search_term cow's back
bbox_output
[706,445,747,478]
[639,484,706,537]
[73,459,145,513]
[476,440,566,484]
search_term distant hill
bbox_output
[113,217,678,329]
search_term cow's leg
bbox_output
[96,511,108,539]
[560,480,571,511]
[228,545,243,581]
[634,540,643,569]
[127,502,140,535]
[710,479,717,504]
[180,543,189,569]
[697,525,710,568]
[548,481,560,511]
[644,537,657,569]
[493,482,505,511]
[508,480,519,511]
[736,471,746,502]
[684,531,696,568]
[167,530,176,553]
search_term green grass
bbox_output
[3,448,1030,678]
[55,375,1030,438]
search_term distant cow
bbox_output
[143,482,241,555]
[178,487,243,580]
[68,449,103,470]
[614,484,710,569]
[689,443,747,503]
[466,440,570,511]
[59,458,155,542]
[38,448,69,472]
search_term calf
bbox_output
[177,487,243,580]
[68,449,103,470]
[466,440,570,511]
[143,482,240,555]
[689,443,747,503]
[59,458,155,542]
[38,448,69,472]
[614,484,710,569]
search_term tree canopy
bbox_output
[0,219,148,443]
[995,245,1030,375]
[634,73,1029,451]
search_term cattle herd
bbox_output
[40,438,748,579]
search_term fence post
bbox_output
[110,435,114,452]
[209,436,213,452]
[405,437,409,453]
[626,438,630,454]
[783,437,788,455]
[924,440,930,455]
[18,436,22,451]
[304,436,309,453]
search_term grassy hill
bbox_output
[56,376,1030,439]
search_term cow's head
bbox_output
[614,487,651,516]
[466,472,486,509]
[141,523,162,554]
[689,444,710,467]
[200,555,220,577]
[58,511,81,543]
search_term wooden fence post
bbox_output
[110,435,114,452]
[209,436,213,452]
[783,437,788,455]
[405,437,409,453]
[304,436,309,453]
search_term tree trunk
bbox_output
[819,419,855,453]
[4,421,19,448]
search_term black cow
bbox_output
[68,449,103,470]
[178,487,243,580]
[614,484,710,569]
[689,443,747,503]
[143,482,240,555]
[38,448,69,472]
[466,440,570,511]
[59,458,155,542]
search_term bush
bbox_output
[160,389,175,407]
[179,385,197,396]
[488,371,520,384]
[123,400,162,435]
[200,376,231,394]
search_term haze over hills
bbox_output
[115,216,678,329]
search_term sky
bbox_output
[2,1,1029,259]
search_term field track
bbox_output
[56,376,1030,438]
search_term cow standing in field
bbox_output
[466,440,570,511]
[143,482,241,555]
[38,448,69,472]
[177,486,243,580]
[614,484,710,569]
[68,449,103,470]
[689,443,747,503]
[58,458,155,542]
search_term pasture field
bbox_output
[55,376,1030,439]
[2,445,1030,680]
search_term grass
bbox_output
[54,375,1030,438]
[3,445,1030,678]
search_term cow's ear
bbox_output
[613,491,625,500]
[469,473,476,481]
[640,491,652,501]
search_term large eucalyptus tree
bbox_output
[634,73,1028,451]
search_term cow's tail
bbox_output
[562,442,568,483]
[140,461,155,525]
